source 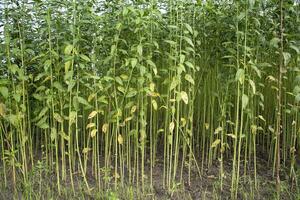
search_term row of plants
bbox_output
[0,0,299,199]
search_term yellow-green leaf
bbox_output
[180,91,188,104]
[150,83,155,92]
[184,74,195,85]
[169,121,175,133]
[65,61,71,73]
[88,93,96,102]
[102,123,108,133]
[235,69,245,84]
[184,23,193,34]
[118,134,124,144]
[211,139,221,148]
[205,123,210,130]
[50,128,57,141]
[91,129,97,137]
[242,94,249,110]
[131,106,137,113]
[0,87,9,99]
[80,54,90,62]
[88,111,98,119]
[124,116,133,122]
[258,115,266,122]
[64,44,73,55]
[248,79,256,94]
[226,133,236,139]
[152,99,158,110]
[168,134,173,145]
[214,127,223,134]
[53,113,63,123]
[86,123,96,129]
[0,103,6,117]
[82,148,91,154]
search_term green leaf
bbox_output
[227,134,236,139]
[53,82,64,92]
[168,134,173,145]
[237,12,245,21]
[258,115,266,122]
[185,74,195,85]
[137,44,143,56]
[33,93,43,101]
[139,65,147,76]
[90,129,97,138]
[102,123,109,133]
[126,90,137,98]
[183,36,194,47]
[117,86,125,94]
[168,25,178,29]
[235,69,245,84]
[82,148,91,154]
[8,64,18,74]
[80,54,91,62]
[169,121,175,133]
[184,23,193,34]
[295,75,300,85]
[37,107,49,120]
[77,96,91,107]
[214,127,223,134]
[268,126,274,133]
[69,111,77,123]
[110,45,116,55]
[59,131,70,141]
[53,113,63,123]
[38,122,49,129]
[64,44,73,55]
[179,54,185,64]
[118,134,123,144]
[44,59,51,71]
[250,65,261,78]
[131,58,137,68]
[65,61,71,73]
[270,38,280,48]
[0,103,6,116]
[115,76,123,85]
[36,115,49,129]
[180,91,189,104]
[283,52,291,66]
[248,79,256,94]
[50,128,57,141]
[184,61,195,70]
[86,123,96,129]
[170,77,180,91]
[0,87,9,99]
[146,60,156,68]
[242,94,249,109]
[152,67,158,76]
[152,99,158,110]
[249,0,255,9]
[7,114,19,126]
[98,96,108,104]
[164,40,177,45]
[290,44,300,54]
[211,139,221,148]
[295,94,300,103]
[88,111,98,119]
[177,64,186,74]
[293,86,300,95]
[147,60,157,75]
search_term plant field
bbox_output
[0,0,300,199]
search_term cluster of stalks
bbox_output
[0,0,299,199]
